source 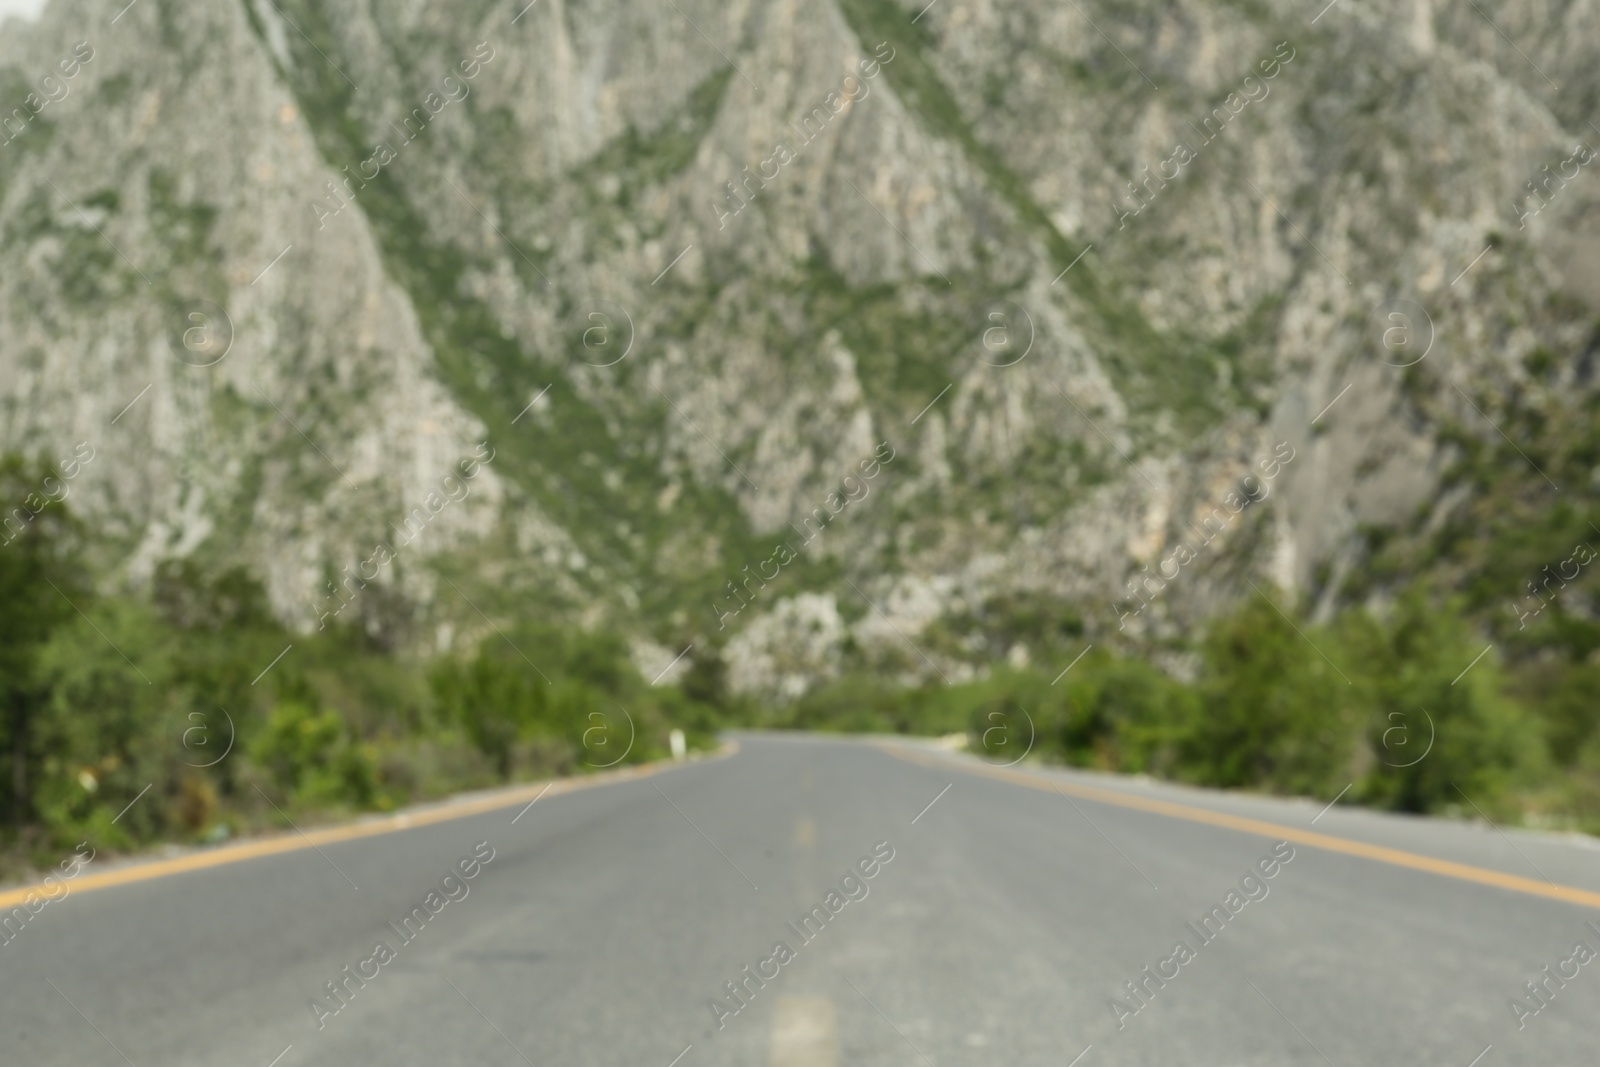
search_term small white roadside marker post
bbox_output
[669,729,687,761]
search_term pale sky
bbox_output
[0,0,49,23]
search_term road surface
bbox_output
[2,733,1597,1066]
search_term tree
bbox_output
[0,454,87,830]
[1353,587,1536,813]
[430,650,545,779]
[1187,592,1357,796]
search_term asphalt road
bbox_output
[3,733,1598,1067]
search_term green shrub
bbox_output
[430,653,544,779]
[1055,654,1197,775]
[1185,594,1357,797]
[1352,589,1537,814]
[32,598,184,847]
[249,700,381,809]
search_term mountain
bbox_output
[1,0,1596,699]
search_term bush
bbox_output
[426,619,724,782]
[249,700,381,809]
[0,453,89,834]
[1185,593,1357,797]
[0,480,733,876]
[430,653,544,779]
[1351,588,1537,814]
[766,583,1556,826]
[1516,661,1600,767]
[32,599,185,848]
[1052,653,1197,775]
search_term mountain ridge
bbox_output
[1,0,1596,697]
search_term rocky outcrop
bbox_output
[0,0,1593,695]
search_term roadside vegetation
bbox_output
[777,584,1589,831]
[0,456,728,880]
[3,387,1598,881]
[773,364,1600,834]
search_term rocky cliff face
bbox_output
[1,0,1595,696]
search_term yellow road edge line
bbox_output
[0,740,739,909]
[881,742,1600,912]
